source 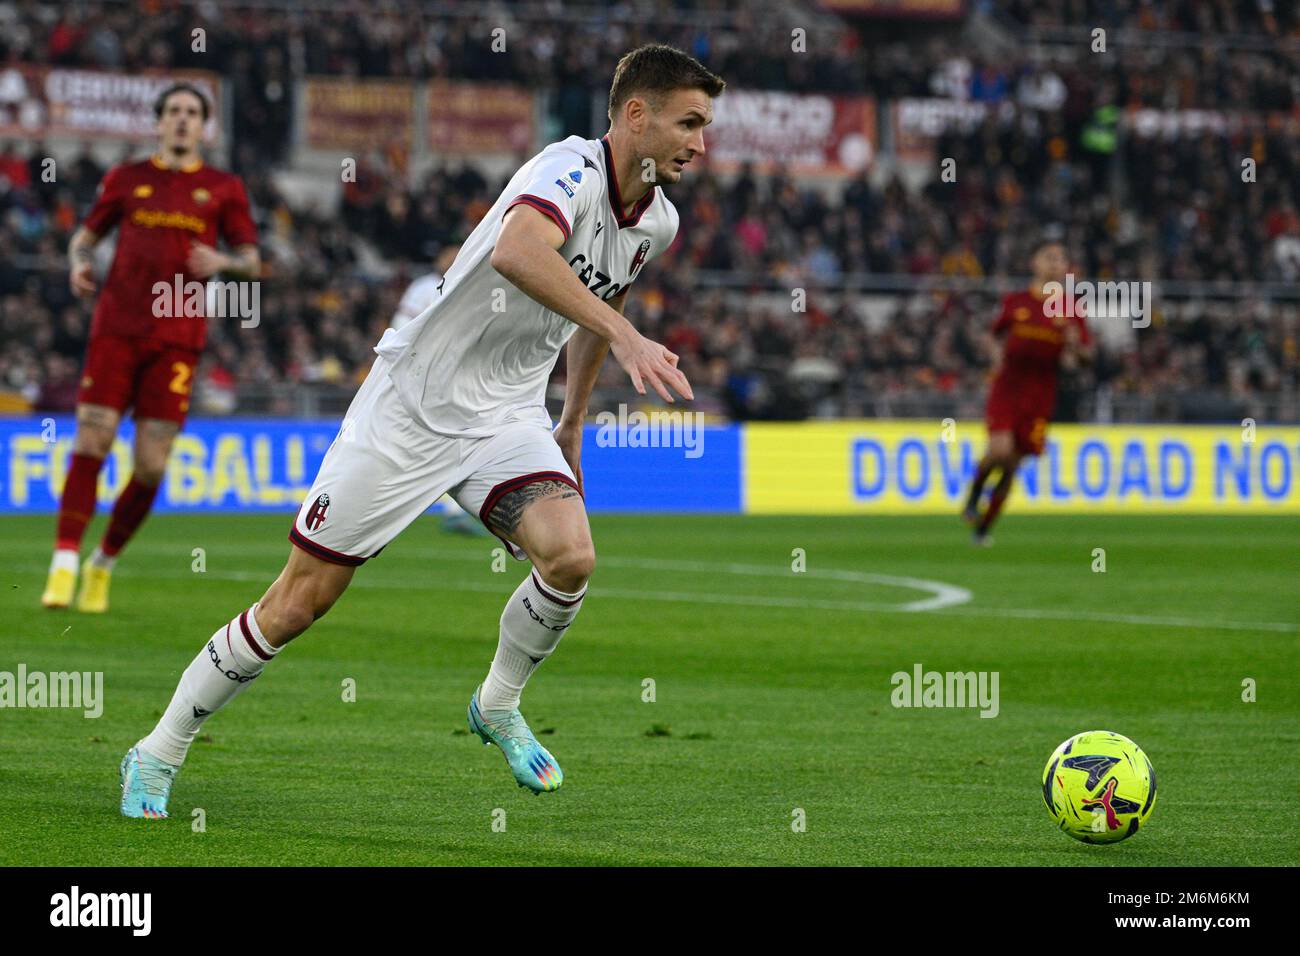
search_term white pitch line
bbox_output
[553,554,973,612]
[91,544,975,612]
[11,554,1296,633]
[931,604,1298,634]
[8,563,946,616]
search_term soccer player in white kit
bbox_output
[389,243,485,535]
[119,44,725,814]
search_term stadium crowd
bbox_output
[3,124,1295,423]
[2,0,1297,117]
[0,0,1296,422]
[1001,0,1300,38]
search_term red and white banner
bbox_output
[891,98,996,162]
[705,90,877,177]
[0,66,221,141]
[1123,106,1300,138]
[302,77,415,151]
[427,81,534,154]
[889,99,1300,159]
[820,0,965,17]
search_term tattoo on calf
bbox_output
[488,480,578,535]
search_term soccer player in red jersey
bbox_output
[42,83,260,611]
[962,238,1092,545]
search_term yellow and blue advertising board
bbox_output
[2,416,1296,514]
[744,421,1300,514]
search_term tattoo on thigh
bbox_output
[488,480,578,535]
[137,418,180,443]
[77,404,118,430]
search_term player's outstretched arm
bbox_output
[186,242,260,280]
[553,294,627,492]
[68,226,100,298]
[492,205,692,403]
[1063,321,1093,366]
[561,295,621,426]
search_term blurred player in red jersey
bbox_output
[962,237,1092,545]
[42,83,260,611]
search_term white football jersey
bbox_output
[374,134,680,437]
[390,272,445,331]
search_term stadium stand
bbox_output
[0,0,1295,423]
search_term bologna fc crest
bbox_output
[629,239,651,279]
[305,493,330,532]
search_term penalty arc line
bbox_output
[566,554,973,612]
[74,545,974,612]
[30,553,1298,633]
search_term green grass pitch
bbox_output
[1,512,1296,866]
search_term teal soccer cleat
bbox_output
[119,745,179,819]
[468,687,563,793]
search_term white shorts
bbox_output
[290,358,578,565]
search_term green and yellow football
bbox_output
[1042,730,1157,843]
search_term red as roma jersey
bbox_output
[82,156,258,351]
[990,288,1089,408]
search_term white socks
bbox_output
[135,574,583,766]
[138,605,280,766]
[49,548,113,573]
[50,549,78,574]
[478,571,586,712]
